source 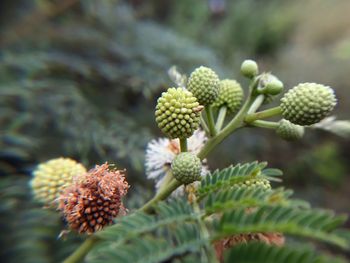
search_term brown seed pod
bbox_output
[58,163,129,234]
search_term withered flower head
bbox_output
[59,162,129,234]
[214,233,285,262]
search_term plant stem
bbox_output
[244,106,282,123]
[63,236,99,263]
[179,138,188,152]
[197,89,256,160]
[193,202,219,263]
[215,106,227,132]
[205,106,217,137]
[250,120,279,129]
[140,179,182,213]
[200,113,210,135]
[247,94,265,114]
[156,171,173,194]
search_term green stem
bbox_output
[63,236,99,263]
[247,94,265,114]
[250,120,279,129]
[200,113,210,135]
[197,87,257,160]
[156,171,173,194]
[140,179,182,213]
[193,202,218,263]
[205,106,217,136]
[179,138,188,152]
[244,106,282,123]
[215,106,227,132]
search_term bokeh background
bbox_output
[0,0,349,262]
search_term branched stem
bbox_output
[247,94,265,114]
[205,106,217,136]
[200,113,210,135]
[140,179,182,213]
[244,106,282,123]
[197,80,258,160]
[250,120,279,129]
[215,106,227,132]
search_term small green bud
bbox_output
[241,59,259,78]
[276,119,304,141]
[187,66,220,105]
[155,88,202,139]
[280,83,337,126]
[265,77,284,95]
[171,152,201,184]
[212,79,244,113]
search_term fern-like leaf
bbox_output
[197,162,282,199]
[225,242,347,263]
[89,225,208,263]
[97,199,197,243]
[218,206,348,249]
[204,187,309,215]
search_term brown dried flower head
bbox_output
[59,162,129,234]
[214,232,285,262]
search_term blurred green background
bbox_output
[0,0,349,262]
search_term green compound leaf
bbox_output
[97,199,197,242]
[217,206,349,250]
[197,161,282,199]
[203,187,309,215]
[225,242,347,263]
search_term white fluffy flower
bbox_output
[145,130,209,191]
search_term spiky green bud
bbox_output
[280,83,337,125]
[187,66,220,105]
[241,59,258,78]
[171,152,201,184]
[212,79,244,113]
[276,119,304,141]
[30,157,86,206]
[155,88,202,139]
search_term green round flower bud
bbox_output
[257,74,283,96]
[30,157,86,206]
[212,79,244,114]
[241,59,259,78]
[187,66,220,105]
[171,152,201,184]
[234,178,271,191]
[265,77,284,95]
[276,119,304,141]
[280,83,337,126]
[155,87,202,139]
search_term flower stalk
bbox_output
[244,106,282,123]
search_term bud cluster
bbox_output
[187,66,220,106]
[155,88,202,139]
[212,79,244,113]
[30,158,86,206]
[276,119,304,141]
[171,152,202,184]
[280,83,336,126]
